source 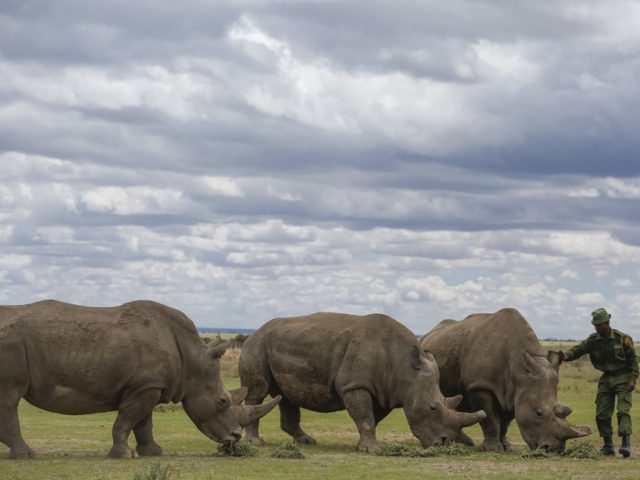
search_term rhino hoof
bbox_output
[9,448,36,460]
[294,435,317,445]
[247,436,265,446]
[108,446,136,458]
[136,443,163,457]
[480,442,503,453]
[356,442,376,453]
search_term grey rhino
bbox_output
[420,308,591,452]
[0,300,280,459]
[239,312,486,452]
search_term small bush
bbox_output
[376,441,470,457]
[270,443,305,459]
[231,334,250,349]
[521,449,551,459]
[132,462,172,480]
[426,442,471,456]
[562,442,602,460]
[521,442,602,460]
[375,441,437,458]
[216,441,258,457]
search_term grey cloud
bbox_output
[2,1,640,336]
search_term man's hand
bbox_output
[627,380,636,393]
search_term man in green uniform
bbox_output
[560,308,638,457]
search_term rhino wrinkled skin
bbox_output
[420,308,591,452]
[239,312,486,452]
[0,300,280,459]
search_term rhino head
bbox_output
[404,349,486,447]
[514,351,591,452]
[182,341,281,445]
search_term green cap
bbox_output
[591,308,611,325]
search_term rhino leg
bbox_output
[243,384,269,446]
[133,413,163,457]
[278,397,317,445]
[0,346,35,459]
[0,397,35,459]
[343,389,377,453]
[373,406,391,426]
[109,388,161,458]
[500,414,514,452]
[467,390,504,452]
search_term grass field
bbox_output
[0,343,638,479]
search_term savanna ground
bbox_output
[1,341,638,479]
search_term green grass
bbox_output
[0,343,638,479]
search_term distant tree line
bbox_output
[201,333,250,349]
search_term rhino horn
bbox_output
[237,395,282,426]
[554,405,572,419]
[523,351,545,377]
[547,351,562,372]
[453,409,487,428]
[208,341,230,359]
[445,394,463,410]
[559,423,592,441]
[229,387,248,406]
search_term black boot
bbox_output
[601,436,615,456]
[619,435,631,458]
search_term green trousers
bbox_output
[595,371,633,437]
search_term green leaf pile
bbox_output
[270,442,305,459]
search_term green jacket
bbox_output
[565,328,639,381]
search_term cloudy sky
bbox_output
[2,1,640,339]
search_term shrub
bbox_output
[375,441,437,458]
[376,441,470,457]
[216,441,258,457]
[132,462,172,480]
[231,333,250,349]
[270,443,305,459]
[426,442,471,456]
[562,441,602,460]
[521,442,602,460]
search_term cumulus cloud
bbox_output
[2,1,640,338]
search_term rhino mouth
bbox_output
[534,442,566,454]
[199,426,242,445]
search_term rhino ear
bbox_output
[410,346,435,374]
[445,394,463,409]
[410,345,422,370]
[554,405,572,419]
[523,351,545,377]
[208,341,230,359]
[547,350,562,372]
[229,387,248,405]
[422,349,436,362]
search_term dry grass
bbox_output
[220,347,241,379]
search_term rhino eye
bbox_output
[216,396,229,410]
[429,405,437,412]
[535,408,544,417]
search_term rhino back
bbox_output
[0,300,196,413]
[243,312,417,411]
[422,308,540,409]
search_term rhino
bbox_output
[419,307,592,452]
[0,300,280,459]
[239,312,486,452]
